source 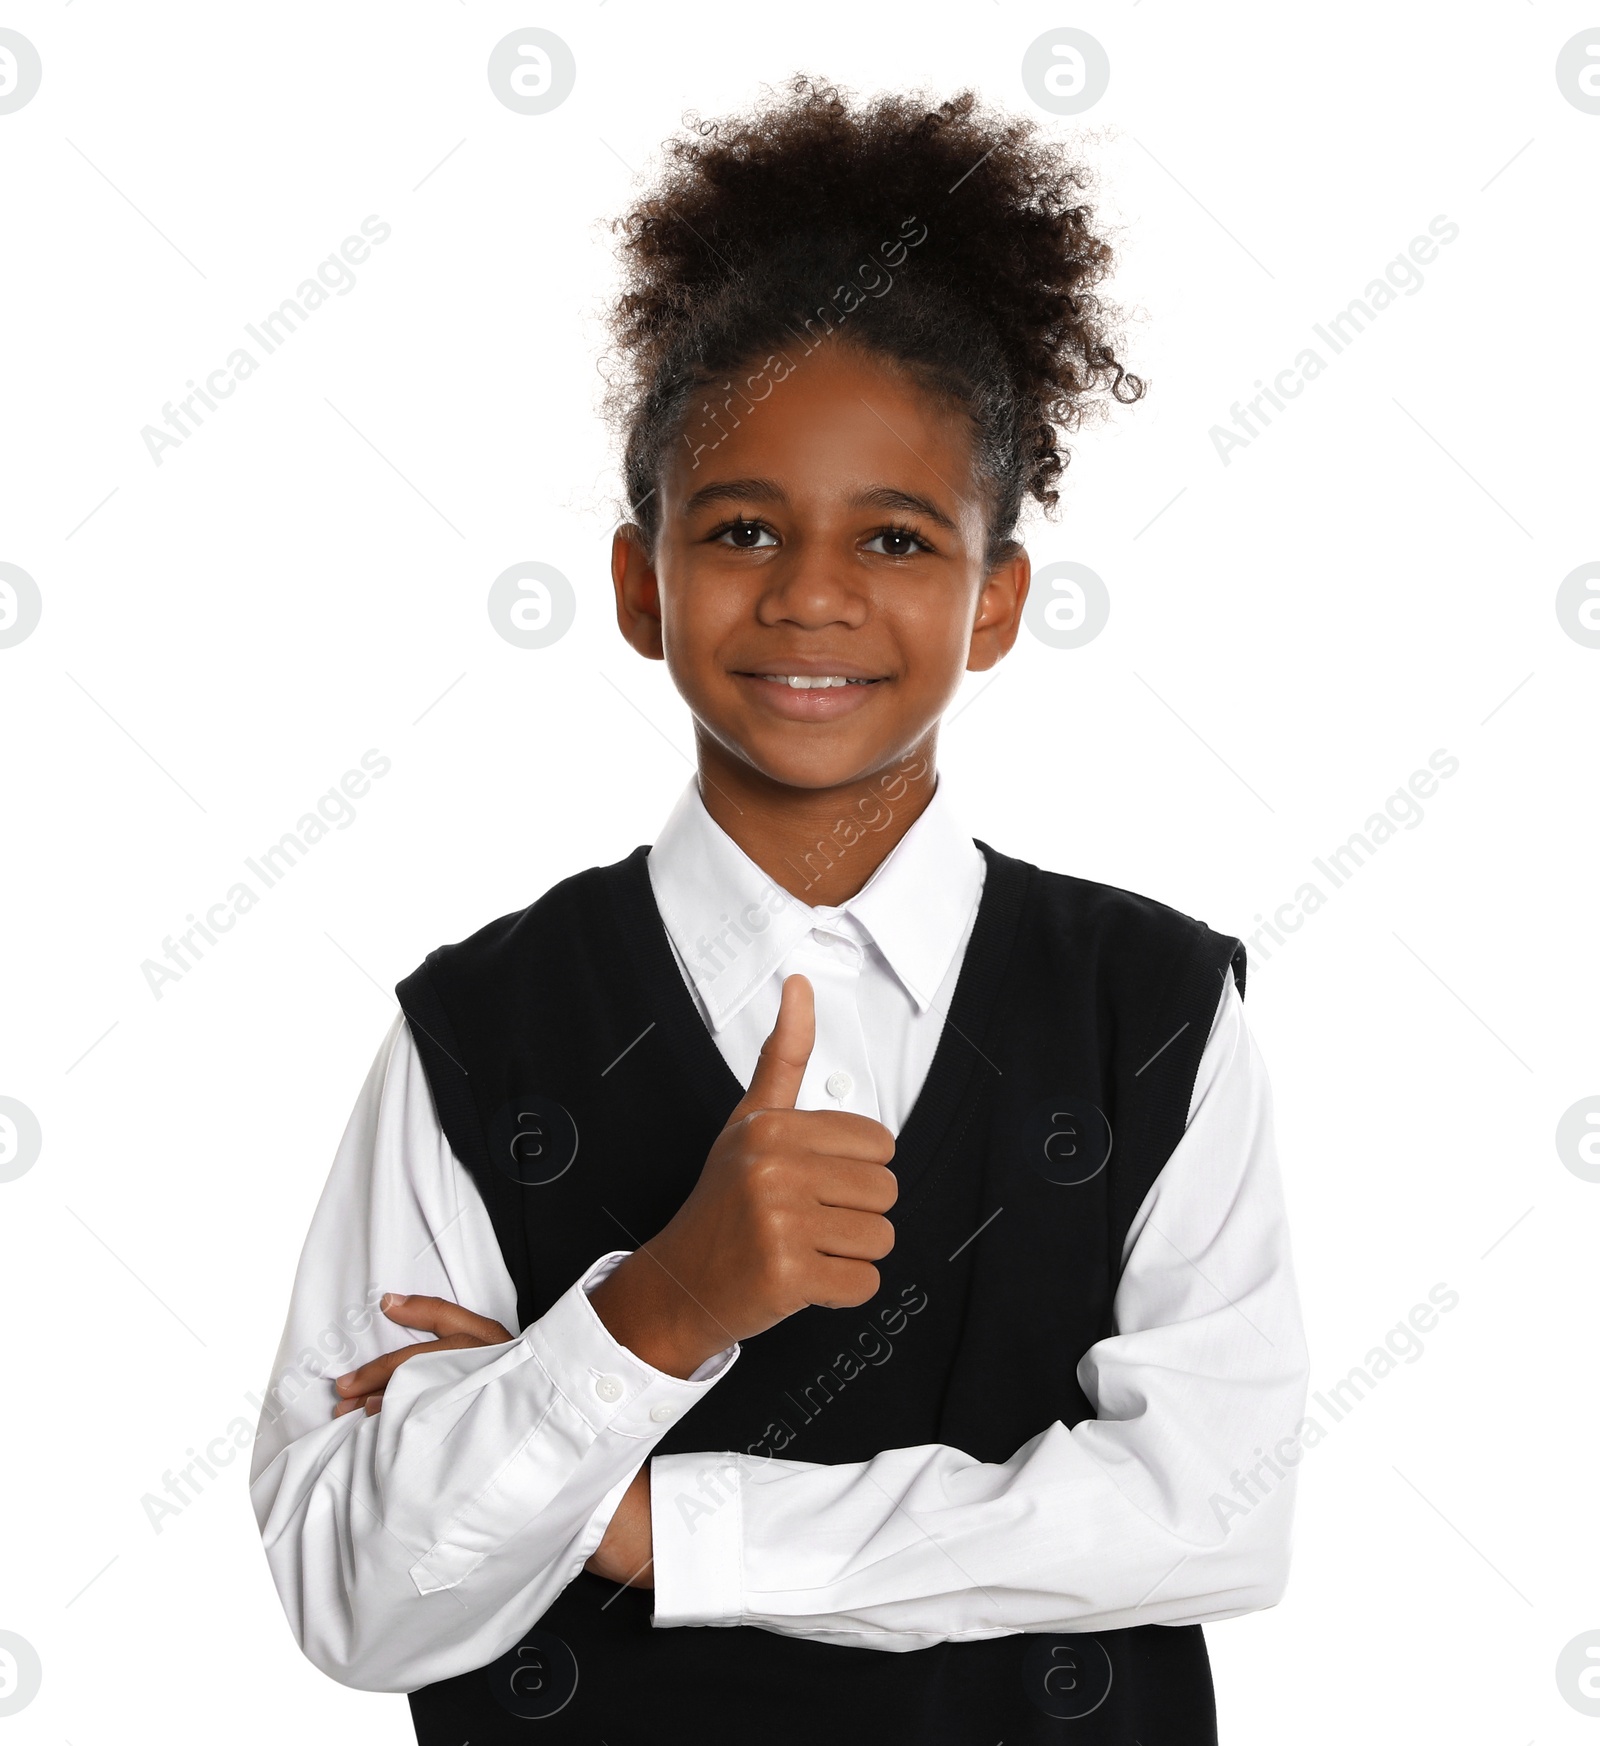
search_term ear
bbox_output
[611,524,664,661]
[966,543,1030,672]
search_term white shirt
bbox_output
[250,776,1309,1691]
[644,772,985,1131]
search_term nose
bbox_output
[755,548,869,630]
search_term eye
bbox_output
[710,517,779,549]
[863,523,932,558]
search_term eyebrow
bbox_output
[679,476,960,536]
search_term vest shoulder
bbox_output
[984,844,1246,991]
[1036,862,1230,944]
[398,852,638,994]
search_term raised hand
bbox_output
[587,973,898,1379]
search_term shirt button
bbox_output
[825,1069,853,1100]
[649,1402,674,1423]
[594,1374,623,1403]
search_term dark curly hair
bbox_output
[603,73,1145,566]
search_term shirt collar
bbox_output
[646,773,984,1031]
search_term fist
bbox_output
[588,975,898,1378]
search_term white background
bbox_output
[2,2,1597,1739]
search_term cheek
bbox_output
[657,572,746,689]
[894,588,980,679]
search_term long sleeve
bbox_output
[249,1013,739,1692]
[648,970,1309,1649]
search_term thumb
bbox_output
[730,973,815,1119]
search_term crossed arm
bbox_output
[331,1291,656,1590]
[250,975,1307,1688]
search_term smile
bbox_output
[758,674,879,689]
[734,668,887,720]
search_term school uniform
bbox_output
[251,775,1309,1744]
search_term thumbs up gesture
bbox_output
[587,975,899,1379]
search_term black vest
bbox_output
[395,841,1245,1746]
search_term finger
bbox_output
[332,1393,372,1418]
[803,1156,899,1214]
[730,974,815,1119]
[334,1346,419,1398]
[333,1330,497,1399]
[809,1207,896,1263]
[807,1256,882,1311]
[378,1292,514,1346]
[790,1110,897,1166]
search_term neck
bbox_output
[694,731,940,907]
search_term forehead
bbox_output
[660,340,983,530]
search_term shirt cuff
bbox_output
[519,1250,739,1438]
[404,1254,739,1599]
[649,1449,746,1627]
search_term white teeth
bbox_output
[764,674,868,688]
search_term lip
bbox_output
[732,668,888,722]
[735,657,886,681]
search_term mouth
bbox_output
[732,665,889,720]
[751,673,880,690]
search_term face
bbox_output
[611,338,1030,796]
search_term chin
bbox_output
[735,734,883,794]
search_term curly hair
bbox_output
[602,73,1145,565]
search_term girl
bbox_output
[252,73,1308,1745]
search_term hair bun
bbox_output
[605,72,1144,558]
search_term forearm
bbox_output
[253,1253,728,1689]
[651,971,1309,1648]
[252,1020,734,1688]
[651,1370,1303,1649]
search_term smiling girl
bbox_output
[253,73,1308,1746]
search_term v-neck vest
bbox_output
[396,840,1245,1746]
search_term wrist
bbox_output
[585,1465,655,1588]
[588,1249,726,1380]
